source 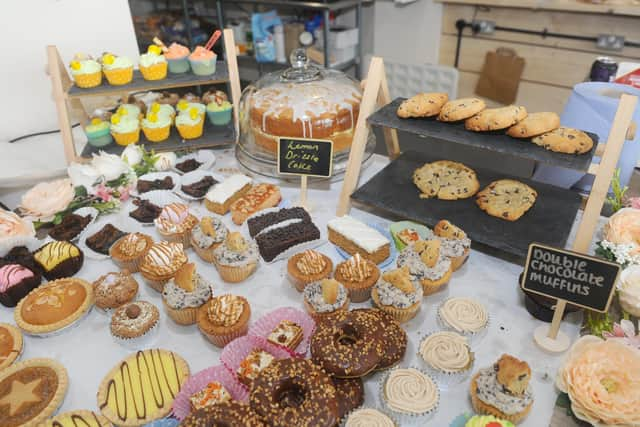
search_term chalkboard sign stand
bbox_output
[299,175,308,210]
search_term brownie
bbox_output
[181,176,217,198]
[137,176,174,193]
[48,213,92,241]
[247,207,312,238]
[175,158,202,173]
[0,246,41,273]
[85,224,127,255]
[129,199,162,223]
[255,221,320,262]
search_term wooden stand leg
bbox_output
[336,57,385,216]
[378,65,400,159]
[223,29,241,143]
[48,45,78,164]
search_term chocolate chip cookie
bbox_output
[507,112,560,138]
[438,97,486,122]
[413,160,480,200]
[476,179,537,221]
[531,127,594,154]
[465,105,528,131]
[397,93,449,118]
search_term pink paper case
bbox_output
[220,335,292,387]
[248,306,316,357]
[172,364,248,420]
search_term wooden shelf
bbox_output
[67,62,229,99]
[435,0,640,17]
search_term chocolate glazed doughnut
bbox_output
[331,376,364,419]
[180,401,266,427]
[310,310,384,378]
[250,358,338,427]
[355,308,408,370]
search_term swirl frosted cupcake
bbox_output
[380,367,439,424]
[342,408,397,427]
[334,253,379,302]
[162,263,212,325]
[303,278,350,320]
[213,232,259,283]
[141,112,171,142]
[139,241,188,292]
[154,203,198,248]
[437,297,489,342]
[287,249,333,292]
[418,331,474,387]
[110,114,140,146]
[371,267,422,323]
[397,240,452,296]
[190,217,228,263]
[197,294,251,347]
[109,232,153,273]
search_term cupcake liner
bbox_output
[142,273,173,293]
[303,297,350,322]
[436,298,490,345]
[73,71,102,88]
[216,261,258,283]
[137,172,182,195]
[371,290,420,324]
[346,285,374,303]
[450,249,470,272]
[220,335,292,388]
[177,120,204,140]
[340,406,400,427]
[112,129,140,146]
[416,330,475,390]
[140,62,168,80]
[335,223,397,269]
[172,150,217,175]
[142,125,171,142]
[172,364,248,420]
[129,190,184,226]
[189,57,217,76]
[199,320,249,348]
[378,366,440,425]
[157,228,193,249]
[77,216,137,260]
[163,300,199,326]
[248,307,316,357]
[110,249,143,273]
[191,238,221,264]
[103,67,133,85]
[112,316,160,350]
[175,170,223,201]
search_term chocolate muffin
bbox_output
[181,176,217,198]
[136,176,174,193]
[48,213,92,241]
[86,224,127,255]
[129,199,162,224]
[175,158,202,173]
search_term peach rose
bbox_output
[557,335,640,427]
[0,209,36,255]
[604,208,640,256]
[19,178,75,221]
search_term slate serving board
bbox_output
[350,150,582,258]
[368,98,599,173]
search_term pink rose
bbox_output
[118,186,131,202]
[604,207,640,256]
[629,197,640,210]
[19,178,75,221]
[95,183,113,202]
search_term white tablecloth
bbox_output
[0,150,582,427]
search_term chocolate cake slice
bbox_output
[181,176,217,198]
[175,158,202,173]
[255,221,320,262]
[85,224,127,255]
[247,207,312,238]
[137,176,174,193]
[48,213,92,241]
[129,199,162,223]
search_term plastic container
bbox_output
[207,106,233,126]
[189,56,217,76]
[168,56,190,74]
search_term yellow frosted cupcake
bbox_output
[110,114,140,146]
[139,45,168,81]
[177,100,206,118]
[116,103,142,120]
[101,53,134,85]
[176,108,204,140]
[141,112,171,142]
[149,102,175,124]
[69,55,102,88]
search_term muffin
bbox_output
[92,271,139,312]
[397,240,453,296]
[418,331,474,387]
[287,249,333,292]
[139,45,168,81]
[303,278,350,321]
[371,267,423,323]
[141,112,172,142]
[434,220,471,271]
[162,263,212,325]
[110,301,160,349]
[101,53,134,85]
[213,232,259,283]
[0,264,41,308]
[69,55,102,88]
[139,241,188,292]
[109,232,153,273]
[154,203,198,248]
[470,354,533,424]
[33,241,84,280]
[176,108,204,140]
[190,217,228,263]
[334,253,380,302]
[197,294,251,347]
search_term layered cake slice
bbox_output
[255,220,320,262]
[247,207,311,238]
[328,215,390,264]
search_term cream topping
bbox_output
[163,273,211,309]
[397,245,451,281]
[374,276,422,308]
[141,242,186,276]
[419,331,473,373]
[439,298,488,333]
[345,409,395,427]
[295,250,327,275]
[338,253,373,282]
[207,295,244,326]
[205,174,252,204]
[384,368,439,414]
[328,216,388,253]
[437,236,471,258]
[191,218,228,249]
[213,239,259,267]
[303,280,348,313]
[155,203,194,234]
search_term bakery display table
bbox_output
[0,150,583,427]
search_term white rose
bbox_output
[153,152,177,171]
[121,144,143,166]
[92,151,130,181]
[67,163,100,190]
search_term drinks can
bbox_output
[590,57,618,82]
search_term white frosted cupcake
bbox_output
[379,366,439,425]
[418,331,474,388]
[437,297,489,343]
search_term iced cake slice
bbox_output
[204,174,252,215]
[255,220,320,262]
[237,349,275,387]
[230,183,282,225]
[328,215,390,264]
[267,320,303,351]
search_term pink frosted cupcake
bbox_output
[165,42,191,74]
[248,307,315,357]
[154,203,198,248]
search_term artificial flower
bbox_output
[617,265,640,317]
[604,207,640,257]
[153,151,177,171]
[92,151,130,181]
[628,197,640,210]
[19,178,75,221]
[67,162,100,190]
[94,183,113,202]
[603,319,640,349]
[121,144,143,166]
[118,185,131,202]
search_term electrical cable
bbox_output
[8,123,80,143]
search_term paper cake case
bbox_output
[248,307,316,357]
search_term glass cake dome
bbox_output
[236,48,375,179]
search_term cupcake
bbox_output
[617,265,640,316]
[154,203,198,247]
[141,112,171,142]
[434,220,471,271]
[139,241,188,292]
[165,42,191,73]
[371,267,422,323]
[343,408,397,427]
[213,232,259,283]
[101,53,134,85]
[115,103,142,120]
[380,367,439,424]
[287,249,333,292]
[190,217,228,263]
[176,108,204,140]
[418,331,474,387]
[110,114,140,146]
[162,263,212,325]
[188,46,217,76]
[139,45,168,81]
[149,102,176,123]
[92,271,139,312]
[397,240,452,296]
[206,91,233,126]
[0,264,41,308]
[33,241,84,280]
[177,100,206,118]
[334,253,380,302]
[464,415,515,427]
[69,55,102,88]
[303,278,350,320]
[470,354,533,424]
[109,232,153,273]
[197,294,251,347]
[110,301,160,349]
[84,118,113,147]
[437,297,489,342]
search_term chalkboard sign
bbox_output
[521,243,620,313]
[277,138,333,178]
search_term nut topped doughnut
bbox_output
[250,358,338,427]
[310,310,384,378]
[180,401,266,426]
[332,376,365,420]
[360,308,407,370]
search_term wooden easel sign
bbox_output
[521,242,620,352]
[276,137,333,209]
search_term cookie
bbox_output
[506,112,560,138]
[397,93,449,118]
[531,127,594,154]
[418,240,440,268]
[413,160,480,200]
[438,97,486,122]
[476,179,537,221]
[465,105,528,131]
[434,219,466,240]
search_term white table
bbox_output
[0,150,583,426]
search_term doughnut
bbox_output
[331,376,365,420]
[359,308,407,370]
[250,358,338,427]
[310,310,384,378]
[180,401,265,426]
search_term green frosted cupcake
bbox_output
[84,118,113,147]
[206,99,233,126]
